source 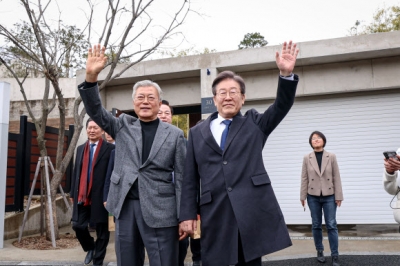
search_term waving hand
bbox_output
[275,41,299,76]
[86,44,108,82]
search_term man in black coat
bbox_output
[70,118,115,266]
[180,41,299,266]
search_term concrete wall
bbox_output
[0,78,77,131]
[75,31,400,109]
[9,98,75,121]
[1,78,76,101]
[4,196,72,240]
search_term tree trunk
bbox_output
[37,129,60,241]
[45,196,59,241]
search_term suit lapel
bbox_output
[77,144,85,174]
[129,119,143,164]
[200,113,222,155]
[94,141,107,167]
[309,152,321,177]
[320,151,330,176]
[223,112,245,153]
[141,121,169,168]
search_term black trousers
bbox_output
[190,237,201,262]
[72,205,110,265]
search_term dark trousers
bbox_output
[236,233,261,266]
[115,199,178,266]
[190,237,201,262]
[72,205,110,265]
[179,237,189,266]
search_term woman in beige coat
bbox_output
[300,131,343,266]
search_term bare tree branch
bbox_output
[0,56,38,124]
[100,0,191,86]
[0,27,43,66]
[100,0,121,47]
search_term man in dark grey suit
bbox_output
[180,41,300,266]
[78,44,187,266]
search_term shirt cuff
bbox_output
[78,81,98,89]
[279,73,294,81]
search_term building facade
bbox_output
[72,31,400,224]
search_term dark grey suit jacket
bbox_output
[180,76,299,265]
[79,84,186,228]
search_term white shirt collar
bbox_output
[89,140,99,145]
[216,114,233,124]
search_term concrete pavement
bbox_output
[0,224,399,265]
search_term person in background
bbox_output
[70,118,114,266]
[158,100,173,124]
[383,149,400,227]
[300,131,343,266]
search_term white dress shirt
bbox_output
[210,114,233,147]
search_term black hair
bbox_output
[86,118,93,128]
[211,70,245,96]
[161,99,173,115]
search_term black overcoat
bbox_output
[70,141,114,223]
[180,76,298,266]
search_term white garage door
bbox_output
[241,90,400,224]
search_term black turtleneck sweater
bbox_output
[315,150,323,172]
[127,118,160,199]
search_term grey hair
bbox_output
[132,80,163,102]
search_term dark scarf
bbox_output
[78,138,103,206]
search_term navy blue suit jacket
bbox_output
[180,76,299,265]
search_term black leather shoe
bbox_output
[84,249,94,265]
[317,250,326,263]
[332,256,340,266]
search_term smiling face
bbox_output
[311,134,324,151]
[133,86,162,122]
[158,104,172,124]
[86,121,104,143]
[213,78,245,119]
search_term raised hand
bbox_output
[86,44,108,82]
[275,41,299,76]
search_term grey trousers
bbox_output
[115,199,178,266]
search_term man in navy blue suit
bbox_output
[180,41,300,266]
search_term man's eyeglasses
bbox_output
[135,95,158,103]
[312,137,322,141]
[216,90,241,99]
